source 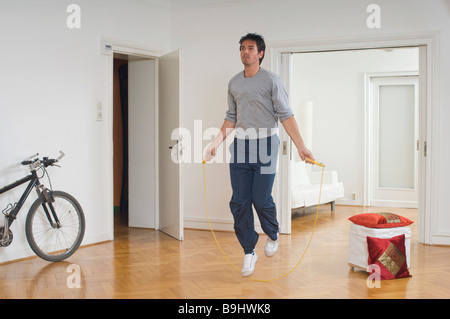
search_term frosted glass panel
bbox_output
[378,85,415,189]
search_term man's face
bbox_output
[240,39,264,67]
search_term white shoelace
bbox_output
[267,239,277,248]
[243,253,256,268]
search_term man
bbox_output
[204,33,314,277]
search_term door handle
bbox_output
[169,140,180,150]
[169,139,183,162]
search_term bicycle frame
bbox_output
[0,170,59,230]
[0,171,39,228]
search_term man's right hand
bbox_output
[204,144,216,162]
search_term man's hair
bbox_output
[239,33,266,65]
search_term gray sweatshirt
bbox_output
[225,67,293,139]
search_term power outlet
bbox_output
[352,193,357,200]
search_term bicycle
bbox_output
[0,151,85,262]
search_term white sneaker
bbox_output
[241,252,258,277]
[265,237,278,257]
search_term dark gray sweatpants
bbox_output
[229,135,279,254]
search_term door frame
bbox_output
[365,72,419,208]
[102,38,183,237]
[267,32,440,244]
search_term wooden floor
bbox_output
[1,205,450,299]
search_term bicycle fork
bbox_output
[36,185,61,229]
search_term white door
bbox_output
[369,75,419,208]
[128,58,157,228]
[158,49,184,240]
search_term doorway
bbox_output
[113,57,129,227]
[113,54,157,231]
[289,47,420,208]
[104,39,184,241]
[273,39,434,244]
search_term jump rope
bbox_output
[202,157,325,282]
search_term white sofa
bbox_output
[291,161,344,211]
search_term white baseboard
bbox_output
[335,198,364,206]
[0,232,113,264]
[184,216,263,234]
[431,234,450,246]
[0,247,34,264]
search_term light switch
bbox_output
[97,102,103,121]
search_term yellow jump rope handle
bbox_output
[307,158,325,167]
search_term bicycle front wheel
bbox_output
[26,191,85,262]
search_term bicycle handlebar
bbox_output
[21,151,65,168]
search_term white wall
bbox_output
[290,48,419,206]
[170,0,450,244]
[0,0,170,262]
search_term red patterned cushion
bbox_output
[367,234,411,280]
[348,212,413,228]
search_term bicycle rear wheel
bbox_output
[26,191,85,262]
